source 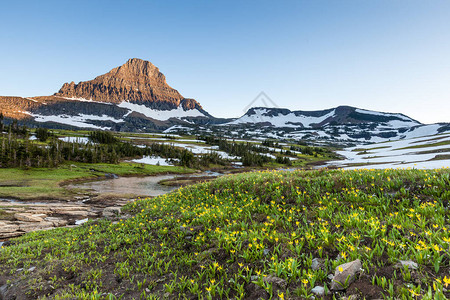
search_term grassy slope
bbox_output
[0,163,193,200]
[1,168,450,299]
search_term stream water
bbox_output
[69,171,223,197]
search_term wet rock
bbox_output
[103,207,121,217]
[58,210,90,216]
[311,285,325,296]
[14,213,44,222]
[394,260,418,270]
[0,221,19,233]
[18,221,54,232]
[105,173,119,179]
[45,217,68,227]
[0,232,22,239]
[331,259,362,291]
[262,275,287,288]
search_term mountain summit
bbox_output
[55,58,201,110]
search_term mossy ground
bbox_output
[1,168,450,299]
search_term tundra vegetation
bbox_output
[1,168,450,299]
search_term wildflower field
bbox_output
[1,168,450,299]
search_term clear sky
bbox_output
[1,0,449,124]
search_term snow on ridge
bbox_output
[62,97,114,105]
[31,113,124,130]
[354,108,418,123]
[229,108,335,128]
[118,101,205,121]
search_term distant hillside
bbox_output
[228,106,420,128]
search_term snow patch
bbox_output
[118,101,205,121]
[132,156,174,166]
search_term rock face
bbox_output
[55,58,202,111]
[330,259,362,290]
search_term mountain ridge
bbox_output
[229,105,421,128]
[0,58,448,145]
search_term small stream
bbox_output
[69,171,222,197]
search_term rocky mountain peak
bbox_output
[54,58,201,110]
[109,58,163,82]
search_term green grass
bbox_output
[2,168,450,299]
[398,140,450,150]
[0,163,193,200]
[352,146,390,152]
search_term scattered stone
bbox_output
[311,286,325,296]
[262,275,287,288]
[327,274,334,280]
[0,284,8,299]
[103,207,121,217]
[180,226,193,235]
[394,260,418,270]
[28,266,36,272]
[330,259,362,291]
[311,258,324,271]
[251,275,259,281]
[263,249,270,256]
[342,295,358,300]
[14,213,44,222]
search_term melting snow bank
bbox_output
[329,133,450,170]
[131,156,175,166]
[118,102,205,121]
[59,137,91,144]
[32,113,123,129]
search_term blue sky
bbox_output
[1,0,449,123]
